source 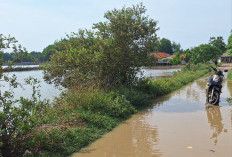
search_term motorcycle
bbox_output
[206,66,228,105]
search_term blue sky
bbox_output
[0,0,231,52]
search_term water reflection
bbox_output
[205,104,225,145]
[73,75,232,157]
[74,112,162,157]
[141,67,181,79]
[227,80,232,97]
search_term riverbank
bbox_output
[227,69,232,80]
[2,66,42,72]
[18,64,210,156]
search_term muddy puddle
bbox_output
[72,74,232,157]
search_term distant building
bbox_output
[149,52,186,65]
[149,52,170,65]
[221,53,232,63]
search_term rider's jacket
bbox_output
[207,75,222,88]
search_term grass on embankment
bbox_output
[26,64,211,156]
[227,70,232,80]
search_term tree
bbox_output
[42,44,58,61]
[93,3,159,86]
[158,38,173,54]
[209,36,226,53]
[227,29,232,56]
[172,42,183,53]
[188,44,220,64]
[45,3,159,88]
[0,34,28,69]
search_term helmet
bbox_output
[216,70,223,76]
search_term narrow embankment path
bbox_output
[72,70,232,157]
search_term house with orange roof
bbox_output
[149,52,171,65]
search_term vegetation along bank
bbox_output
[227,69,232,80]
[0,63,211,157]
[1,2,231,156]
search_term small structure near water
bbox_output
[149,52,171,65]
[221,53,232,63]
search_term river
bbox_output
[72,73,232,157]
[0,67,181,101]
[0,70,61,101]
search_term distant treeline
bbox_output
[3,51,48,63]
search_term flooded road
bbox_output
[72,74,232,157]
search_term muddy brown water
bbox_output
[72,74,232,157]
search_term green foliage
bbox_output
[185,44,221,64]
[30,127,103,156]
[227,70,232,80]
[0,63,209,156]
[227,98,232,104]
[43,29,97,87]
[0,76,50,156]
[44,3,159,88]
[62,89,136,119]
[113,86,152,108]
[136,64,210,96]
[158,38,173,54]
[172,42,183,53]
[209,36,226,53]
[0,34,29,73]
[227,29,232,56]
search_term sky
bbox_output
[0,0,231,52]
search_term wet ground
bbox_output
[72,73,232,157]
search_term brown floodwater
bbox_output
[72,74,232,157]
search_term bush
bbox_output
[113,86,152,108]
[0,76,50,156]
[227,70,232,80]
[44,3,159,88]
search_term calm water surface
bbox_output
[72,74,232,157]
[0,68,179,100]
[0,70,61,101]
[141,66,181,79]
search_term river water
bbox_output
[72,74,232,157]
[0,67,180,101]
[0,70,61,101]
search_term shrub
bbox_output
[227,70,232,80]
[0,76,50,156]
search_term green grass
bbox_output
[23,64,211,156]
[227,70,232,80]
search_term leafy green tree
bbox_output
[44,29,97,87]
[93,3,159,86]
[42,44,58,61]
[0,34,29,69]
[188,44,220,64]
[172,42,183,53]
[227,29,232,56]
[209,36,226,53]
[3,53,13,62]
[45,3,159,88]
[158,38,173,54]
